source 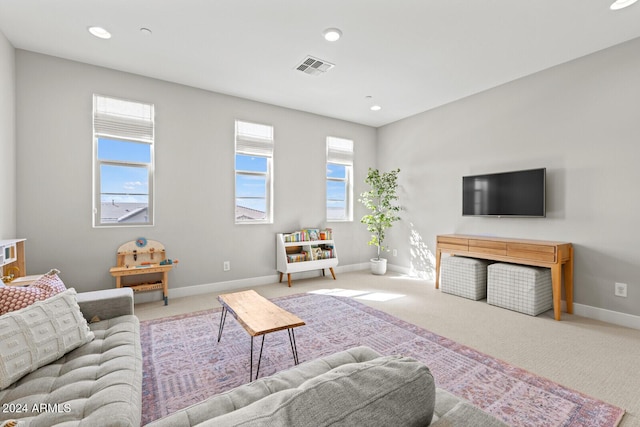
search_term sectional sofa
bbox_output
[1,287,505,426]
[0,287,142,426]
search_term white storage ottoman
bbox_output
[487,263,552,316]
[440,256,490,300]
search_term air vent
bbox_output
[295,55,335,76]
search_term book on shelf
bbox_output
[321,248,335,259]
[283,228,333,243]
[287,252,309,263]
[286,248,334,263]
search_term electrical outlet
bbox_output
[223,261,230,271]
[614,282,627,297]
[392,249,397,257]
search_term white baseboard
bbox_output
[389,263,640,330]
[142,263,369,302]
[135,262,640,330]
[388,263,640,330]
[571,302,640,330]
[387,263,414,276]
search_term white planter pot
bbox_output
[370,258,387,275]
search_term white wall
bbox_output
[378,37,640,317]
[0,30,16,238]
[15,37,640,320]
[15,51,376,293]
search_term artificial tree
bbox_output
[359,168,401,273]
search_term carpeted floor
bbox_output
[141,293,624,426]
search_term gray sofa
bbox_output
[147,346,507,427]
[0,288,142,427]
[2,288,505,427]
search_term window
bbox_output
[93,95,154,227]
[326,137,353,221]
[235,120,274,223]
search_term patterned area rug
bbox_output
[141,293,625,426]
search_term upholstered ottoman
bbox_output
[440,256,490,300]
[487,263,552,316]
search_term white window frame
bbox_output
[92,94,155,227]
[326,136,354,222]
[235,120,274,224]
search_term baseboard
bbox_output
[387,263,414,276]
[387,263,640,330]
[571,302,640,330]
[151,263,369,301]
[135,262,640,330]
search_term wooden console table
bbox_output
[435,234,573,321]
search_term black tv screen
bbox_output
[462,168,546,217]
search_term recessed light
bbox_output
[323,28,342,42]
[140,27,153,36]
[370,105,382,111]
[88,26,111,39]
[610,0,638,10]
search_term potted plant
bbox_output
[359,168,401,275]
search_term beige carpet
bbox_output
[136,270,640,427]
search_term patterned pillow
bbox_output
[0,269,67,315]
[0,288,95,390]
[29,269,67,294]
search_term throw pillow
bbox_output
[0,269,67,315]
[212,354,436,426]
[0,288,95,390]
[30,268,67,295]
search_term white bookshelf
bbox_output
[276,232,338,287]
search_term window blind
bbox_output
[93,95,154,143]
[327,137,353,165]
[235,120,274,157]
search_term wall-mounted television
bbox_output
[462,168,546,217]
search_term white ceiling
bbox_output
[1,0,640,127]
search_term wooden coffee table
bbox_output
[216,290,305,382]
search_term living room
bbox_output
[1,1,640,426]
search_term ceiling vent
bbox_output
[295,55,335,76]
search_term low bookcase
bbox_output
[276,230,338,287]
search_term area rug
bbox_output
[141,293,625,426]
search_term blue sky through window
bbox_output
[327,164,346,203]
[98,138,151,162]
[235,154,267,212]
[327,163,346,179]
[327,181,346,202]
[327,163,347,219]
[236,154,267,172]
[98,138,150,203]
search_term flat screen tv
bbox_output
[462,168,546,217]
